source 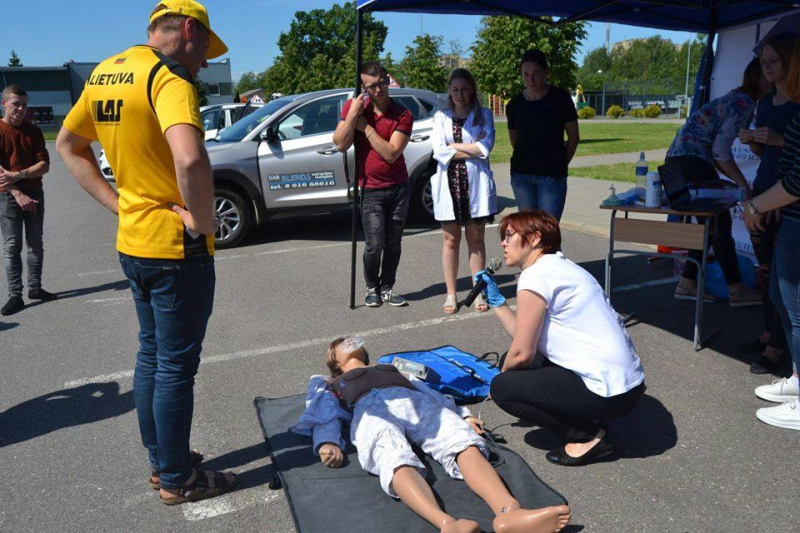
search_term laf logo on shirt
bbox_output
[92,100,124,124]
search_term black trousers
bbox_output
[360,182,410,291]
[491,354,645,443]
[665,155,743,285]
[749,185,785,349]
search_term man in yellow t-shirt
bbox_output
[57,0,235,505]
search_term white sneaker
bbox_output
[754,378,799,403]
[756,401,800,431]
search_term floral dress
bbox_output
[447,117,492,224]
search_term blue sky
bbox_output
[6,1,696,81]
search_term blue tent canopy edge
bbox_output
[356,0,799,33]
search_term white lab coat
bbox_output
[431,108,497,222]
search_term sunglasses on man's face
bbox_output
[363,79,390,91]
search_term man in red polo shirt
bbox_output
[334,62,413,307]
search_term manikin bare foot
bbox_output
[441,518,480,533]
[493,504,571,533]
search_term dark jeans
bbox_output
[666,155,742,285]
[0,189,45,297]
[510,173,568,221]
[491,353,645,442]
[120,252,215,489]
[771,218,800,375]
[749,186,784,349]
[360,182,410,291]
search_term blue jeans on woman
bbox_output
[510,173,568,221]
[120,252,215,489]
[771,218,800,375]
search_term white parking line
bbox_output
[182,486,283,521]
[613,277,678,293]
[78,269,119,277]
[84,296,131,304]
[64,308,501,388]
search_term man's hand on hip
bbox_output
[169,203,217,236]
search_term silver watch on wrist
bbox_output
[743,201,759,216]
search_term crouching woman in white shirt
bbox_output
[477,210,645,466]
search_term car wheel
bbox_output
[411,173,435,222]
[214,187,251,249]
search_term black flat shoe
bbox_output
[740,338,767,353]
[545,438,614,466]
[750,354,784,375]
[28,288,58,301]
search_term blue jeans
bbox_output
[771,218,800,375]
[120,252,215,489]
[0,190,45,297]
[510,173,568,221]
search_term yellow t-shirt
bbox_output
[63,45,213,259]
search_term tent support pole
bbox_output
[350,9,364,310]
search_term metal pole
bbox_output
[684,40,691,104]
[602,81,606,116]
[350,10,364,310]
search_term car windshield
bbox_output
[214,97,295,142]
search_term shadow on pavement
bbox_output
[201,441,272,491]
[404,273,517,303]
[521,395,677,461]
[0,321,18,332]
[577,254,781,373]
[0,382,134,448]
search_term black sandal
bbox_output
[160,469,238,506]
[149,449,204,489]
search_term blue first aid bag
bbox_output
[377,345,501,404]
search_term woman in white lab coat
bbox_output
[431,68,497,314]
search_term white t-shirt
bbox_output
[517,252,645,397]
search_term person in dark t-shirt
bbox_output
[0,85,54,316]
[506,49,579,221]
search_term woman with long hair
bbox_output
[742,38,800,432]
[669,57,770,306]
[431,68,497,314]
[738,32,799,373]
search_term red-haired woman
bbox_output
[476,211,645,466]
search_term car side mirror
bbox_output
[261,126,278,143]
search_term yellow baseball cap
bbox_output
[149,0,228,60]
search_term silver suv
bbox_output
[207,88,446,248]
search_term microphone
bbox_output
[461,257,502,308]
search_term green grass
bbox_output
[490,122,679,164]
[570,160,666,182]
[43,131,58,141]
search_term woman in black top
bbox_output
[738,32,798,374]
[506,49,579,221]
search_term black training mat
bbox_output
[254,395,568,533]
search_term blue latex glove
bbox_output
[473,270,505,307]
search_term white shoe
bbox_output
[754,378,799,403]
[756,401,800,431]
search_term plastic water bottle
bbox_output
[645,171,662,207]
[635,151,648,202]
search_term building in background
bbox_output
[0,59,232,132]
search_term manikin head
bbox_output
[146,0,228,77]
[326,337,370,378]
[360,61,390,108]
[1,85,29,127]
[499,210,562,269]
[519,49,549,93]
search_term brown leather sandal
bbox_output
[159,469,238,506]
[149,449,204,489]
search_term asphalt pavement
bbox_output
[0,147,797,532]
